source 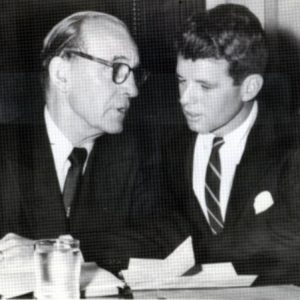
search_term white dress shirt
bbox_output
[193,101,258,223]
[44,107,94,192]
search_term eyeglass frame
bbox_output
[62,49,149,86]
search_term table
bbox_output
[132,285,300,299]
[12,284,300,299]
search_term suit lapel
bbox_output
[22,123,66,237]
[184,108,279,235]
[71,134,121,229]
[224,112,277,231]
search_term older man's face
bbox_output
[67,20,139,137]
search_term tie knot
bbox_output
[212,137,224,150]
[69,148,88,167]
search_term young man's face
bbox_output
[176,56,247,136]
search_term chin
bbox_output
[186,122,207,134]
[106,125,124,134]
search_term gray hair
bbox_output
[41,11,128,91]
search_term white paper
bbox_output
[0,271,34,299]
[165,236,195,273]
[131,274,257,290]
[122,236,195,284]
[125,258,163,273]
[81,262,124,297]
[0,262,124,298]
[200,262,237,278]
[130,262,257,291]
[122,237,257,292]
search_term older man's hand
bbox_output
[0,233,35,273]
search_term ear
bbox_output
[240,74,264,102]
[48,56,71,93]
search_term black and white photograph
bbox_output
[0,0,299,299]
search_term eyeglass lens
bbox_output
[113,63,130,84]
[112,63,149,86]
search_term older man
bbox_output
[0,11,152,273]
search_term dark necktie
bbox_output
[205,137,224,235]
[63,147,87,217]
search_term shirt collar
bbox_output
[45,107,73,151]
[197,101,258,153]
[223,100,258,146]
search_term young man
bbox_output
[161,4,299,284]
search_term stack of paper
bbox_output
[122,236,195,284]
[80,262,124,297]
[122,237,257,291]
[0,271,34,299]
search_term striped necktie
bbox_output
[205,137,224,235]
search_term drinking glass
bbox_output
[34,237,81,299]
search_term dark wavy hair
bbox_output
[176,4,268,85]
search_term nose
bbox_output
[122,72,139,98]
[179,83,194,106]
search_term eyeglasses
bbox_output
[64,50,149,86]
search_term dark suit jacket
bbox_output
[159,106,300,285]
[0,120,160,273]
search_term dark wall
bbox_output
[130,0,205,127]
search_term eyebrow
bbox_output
[176,73,217,87]
[195,79,217,86]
